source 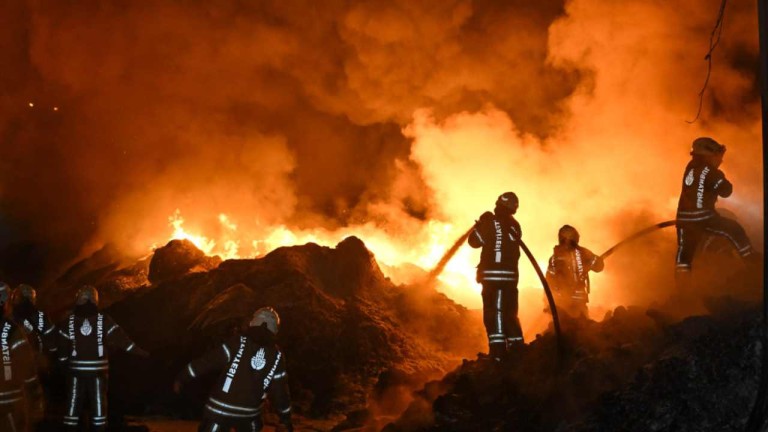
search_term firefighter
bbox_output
[10,284,57,360]
[0,281,43,432]
[57,285,148,431]
[546,225,604,319]
[468,192,524,361]
[9,284,55,425]
[675,137,755,291]
[174,307,293,432]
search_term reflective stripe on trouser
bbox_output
[676,216,754,270]
[199,412,264,432]
[64,374,108,430]
[481,280,523,350]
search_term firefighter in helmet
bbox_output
[10,283,56,425]
[468,192,524,361]
[57,285,149,431]
[175,306,293,432]
[675,137,755,291]
[10,284,57,360]
[0,281,43,431]
[546,225,604,318]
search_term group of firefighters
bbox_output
[469,136,758,361]
[0,136,758,429]
[0,282,293,431]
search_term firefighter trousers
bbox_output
[676,215,754,271]
[63,373,108,431]
[481,280,523,356]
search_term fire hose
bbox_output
[428,220,680,362]
[598,220,677,260]
[428,227,563,361]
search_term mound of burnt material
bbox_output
[85,236,485,421]
[148,239,222,284]
[389,297,761,432]
[41,243,151,313]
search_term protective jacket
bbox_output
[546,245,604,303]
[676,159,732,223]
[468,211,522,283]
[58,310,139,374]
[178,326,292,431]
[0,318,41,431]
[12,303,57,357]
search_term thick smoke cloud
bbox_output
[0,0,762,324]
[402,0,762,331]
[0,0,576,279]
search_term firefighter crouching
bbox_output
[175,307,293,432]
[675,137,756,291]
[546,225,604,319]
[468,192,525,361]
[0,281,43,432]
[57,285,149,431]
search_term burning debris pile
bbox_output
[388,290,762,432]
[41,236,485,427]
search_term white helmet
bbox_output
[249,307,280,335]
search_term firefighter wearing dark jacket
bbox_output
[10,284,55,425]
[468,192,524,361]
[175,307,293,432]
[0,281,44,432]
[57,285,148,431]
[546,226,604,319]
[11,284,57,361]
[675,137,755,291]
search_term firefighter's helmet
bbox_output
[12,284,36,306]
[558,225,580,246]
[0,282,9,306]
[495,192,519,213]
[691,137,726,156]
[75,285,99,306]
[249,307,280,335]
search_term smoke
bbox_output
[0,0,762,321]
[401,0,762,333]
[0,0,576,279]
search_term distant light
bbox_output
[53,107,59,111]
[28,102,34,108]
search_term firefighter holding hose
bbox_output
[468,192,525,361]
[675,137,756,291]
[546,225,604,319]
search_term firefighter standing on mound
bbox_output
[175,307,293,432]
[468,192,525,361]
[0,281,43,432]
[546,225,604,319]
[57,285,149,431]
[675,137,755,291]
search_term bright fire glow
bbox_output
[163,209,482,302]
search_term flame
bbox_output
[162,209,482,303]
